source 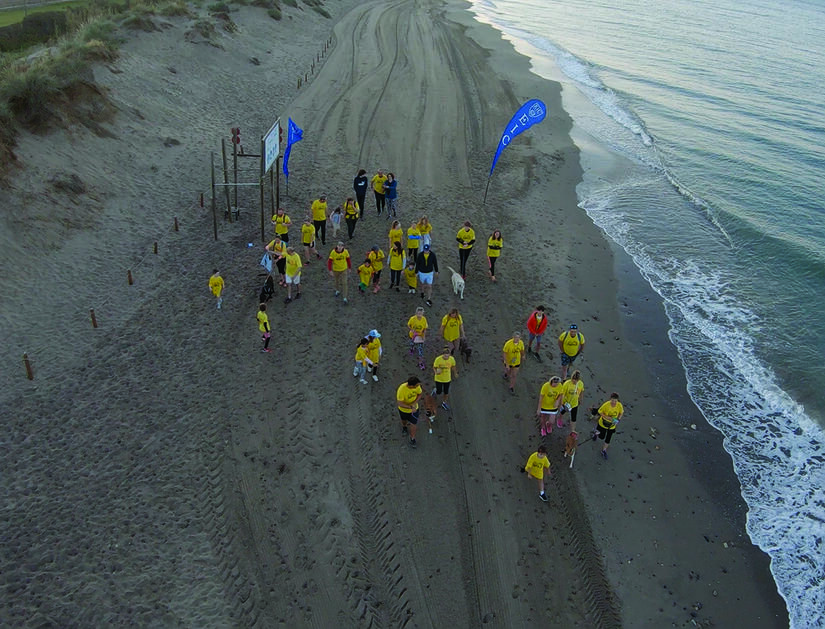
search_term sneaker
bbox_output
[429,427,433,434]
[534,352,542,362]
[441,402,450,411]
[402,425,408,435]
[334,290,340,297]
[343,298,348,304]
[294,293,301,300]
[360,379,368,385]
[426,299,432,307]
[509,386,515,395]
[409,438,417,448]
[539,492,548,502]
[601,449,608,460]
[420,293,425,298]
[261,348,271,353]
[372,374,379,382]
[408,289,415,294]
[540,426,546,437]
[353,367,359,377]
[502,373,508,380]
[418,361,425,371]
[556,416,564,429]
[591,429,599,442]
[217,299,222,309]
[396,287,400,292]
[526,346,532,354]
[315,253,322,259]
[284,297,292,304]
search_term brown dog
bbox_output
[421,390,437,433]
[459,337,472,364]
[564,431,579,468]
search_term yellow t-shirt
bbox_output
[343,200,360,219]
[407,226,421,247]
[256,310,269,333]
[367,338,381,364]
[284,252,302,277]
[525,452,550,480]
[396,383,422,412]
[328,249,350,272]
[598,401,624,430]
[404,268,417,288]
[372,174,388,194]
[272,213,290,235]
[502,338,524,367]
[418,222,433,235]
[559,331,585,357]
[267,240,287,257]
[389,227,404,248]
[407,315,428,339]
[358,263,374,286]
[301,223,315,246]
[311,199,327,221]
[441,314,463,342]
[355,345,369,365]
[389,249,406,271]
[368,249,385,271]
[487,236,503,258]
[562,379,584,408]
[433,354,456,383]
[209,275,224,297]
[456,227,476,250]
[539,382,564,411]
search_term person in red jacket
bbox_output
[526,305,549,361]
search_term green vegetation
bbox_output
[0,1,88,28]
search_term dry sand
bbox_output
[0,0,788,626]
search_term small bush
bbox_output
[208,1,231,12]
[157,1,192,16]
[267,7,281,19]
[311,6,330,18]
[0,67,60,128]
[192,18,216,38]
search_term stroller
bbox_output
[258,251,275,303]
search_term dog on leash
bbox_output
[421,389,437,433]
[564,431,579,468]
[446,266,465,299]
[458,337,473,364]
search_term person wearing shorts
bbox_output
[397,376,423,448]
[558,323,585,379]
[433,346,458,411]
[283,247,302,303]
[301,219,320,262]
[536,376,563,436]
[596,392,624,459]
[415,243,439,306]
[524,445,550,502]
[526,305,548,361]
[502,332,525,394]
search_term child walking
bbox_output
[257,303,271,353]
[404,261,418,294]
[524,445,551,502]
[330,206,343,238]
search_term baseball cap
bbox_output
[569,324,578,329]
[423,243,431,251]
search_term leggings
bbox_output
[459,248,472,275]
[410,340,424,358]
[314,220,327,245]
[390,269,402,287]
[374,191,386,213]
[346,217,358,239]
[356,193,366,216]
[488,256,497,276]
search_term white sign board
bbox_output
[262,118,280,176]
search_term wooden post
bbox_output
[90,308,98,328]
[199,192,204,208]
[260,138,266,243]
[221,138,232,222]
[269,166,275,216]
[127,270,133,285]
[211,151,218,241]
[174,216,179,231]
[23,353,33,380]
[275,156,280,210]
[233,138,238,210]
[153,242,158,254]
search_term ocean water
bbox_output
[468,0,825,626]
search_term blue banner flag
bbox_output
[489,99,547,176]
[282,118,303,179]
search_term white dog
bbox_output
[446,266,465,299]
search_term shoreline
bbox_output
[0,0,788,626]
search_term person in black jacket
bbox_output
[415,243,439,306]
[353,169,368,220]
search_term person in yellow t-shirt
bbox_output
[417,216,433,250]
[357,258,374,293]
[439,308,465,355]
[486,230,503,282]
[327,242,351,303]
[406,222,421,260]
[301,219,320,263]
[407,306,428,369]
[368,246,386,292]
[558,323,586,379]
[266,236,288,287]
[371,170,388,215]
[257,303,271,353]
[388,220,404,253]
[456,220,476,277]
[283,247,303,303]
[433,346,458,410]
[353,337,372,384]
[343,197,360,239]
[311,195,328,245]
[271,207,291,242]
[560,370,584,432]
[404,261,417,294]
[596,393,624,459]
[397,376,423,448]
[536,376,564,437]
[524,445,550,502]
[209,269,224,309]
[502,332,526,393]
[366,330,382,382]
[388,242,407,291]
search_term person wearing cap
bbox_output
[558,324,586,379]
[455,221,476,278]
[433,345,458,411]
[526,305,549,361]
[397,376,423,448]
[371,169,388,216]
[327,241,352,304]
[366,330,383,382]
[502,332,526,394]
[368,245,386,293]
[311,195,329,245]
[414,243,439,307]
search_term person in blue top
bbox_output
[384,173,398,219]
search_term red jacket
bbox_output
[527,311,548,335]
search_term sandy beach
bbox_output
[0,0,789,626]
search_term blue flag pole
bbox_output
[484,99,547,204]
